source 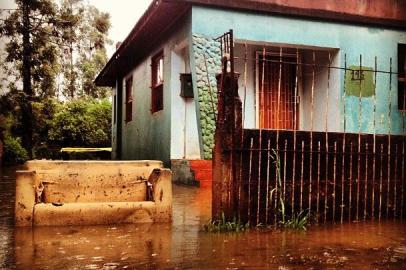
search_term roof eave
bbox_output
[178,0,406,29]
[95,0,169,87]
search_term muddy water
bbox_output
[1,167,406,269]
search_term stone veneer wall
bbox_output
[192,33,222,159]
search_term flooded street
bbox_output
[1,167,406,269]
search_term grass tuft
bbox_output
[203,212,249,233]
[283,211,309,231]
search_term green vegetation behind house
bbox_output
[0,0,112,163]
[1,96,111,165]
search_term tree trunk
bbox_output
[21,0,33,158]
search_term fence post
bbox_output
[212,69,242,221]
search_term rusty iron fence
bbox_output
[212,30,406,225]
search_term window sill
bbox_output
[152,82,164,89]
[151,110,163,116]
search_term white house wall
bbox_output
[170,47,201,159]
[116,20,195,165]
[234,44,258,129]
[300,50,341,132]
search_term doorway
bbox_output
[256,51,299,130]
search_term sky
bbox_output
[87,0,152,57]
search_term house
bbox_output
[95,0,406,186]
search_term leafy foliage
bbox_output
[0,90,26,139]
[3,135,28,165]
[0,94,111,164]
[58,0,84,99]
[58,1,111,99]
[0,0,111,99]
[0,0,112,157]
[48,98,111,147]
[0,0,60,97]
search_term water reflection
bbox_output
[2,168,406,269]
[14,224,173,269]
[11,221,406,269]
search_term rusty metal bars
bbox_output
[213,34,406,225]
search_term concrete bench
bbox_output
[15,160,172,226]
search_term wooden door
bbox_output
[258,54,298,130]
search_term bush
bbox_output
[0,95,112,163]
[3,136,28,165]
[48,98,111,147]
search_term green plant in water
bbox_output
[283,211,309,231]
[270,149,309,231]
[270,149,286,224]
[203,212,249,233]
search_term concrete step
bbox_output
[189,160,212,171]
[194,169,212,182]
[189,160,212,186]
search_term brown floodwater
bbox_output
[1,167,406,270]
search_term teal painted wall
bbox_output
[191,6,406,135]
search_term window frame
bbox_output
[125,76,133,123]
[151,50,164,114]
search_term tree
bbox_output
[57,1,111,99]
[0,0,61,157]
[0,0,112,156]
[58,0,83,99]
[74,4,111,98]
